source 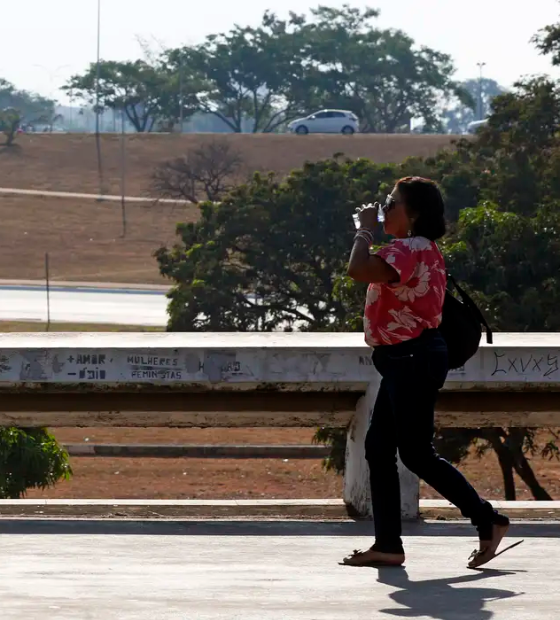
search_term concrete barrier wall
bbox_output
[1,331,559,518]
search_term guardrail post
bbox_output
[343,377,420,519]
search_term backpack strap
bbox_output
[447,274,493,344]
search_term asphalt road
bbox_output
[0,285,168,326]
[0,519,556,620]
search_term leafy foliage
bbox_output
[533,7,560,65]
[0,78,55,126]
[295,5,469,133]
[66,5,467,134]
[0,428,72,499]
[156,156,397,332]
[168,12,313,133]
[0,107,21,146]
[313,426,347,474]
[65,59,201,132]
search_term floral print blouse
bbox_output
[364,236,447,347]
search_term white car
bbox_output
[288,110,359,135]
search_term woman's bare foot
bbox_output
[342,546,405,567]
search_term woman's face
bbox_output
[383,187,413,238]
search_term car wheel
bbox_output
[341,126,355,135]
[295,125,309,135]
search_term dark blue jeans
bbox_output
[365,329,496,553]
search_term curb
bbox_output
[0,499,352,520]
[63,443,330,459]
[0,500,559,521]
[420,500,560,521]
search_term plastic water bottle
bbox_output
[353,203,384,229]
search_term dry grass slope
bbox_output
[0,133,459,284]
[0,195,195,283]
[0,133,459,196]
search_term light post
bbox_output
[477,62,487,121]
[95,0,104,195]
[179,60,184,133]
[120,107,127,238]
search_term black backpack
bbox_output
[439,274,493,370]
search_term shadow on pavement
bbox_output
[373,567,523,619]
[0,519,558,538]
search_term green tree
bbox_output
[0,428,72,498]
[156,157,397,331]
[0,107,21,146]
[444,203,560,331]
[164,4,466,133]
[65,59,200,132]
[0,78,55,127]
[296,5,470,133]
[533,5,560,64]
[168,11,313,133]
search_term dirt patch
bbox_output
[0,133,459,197]
[0,195,196,283]
[20,427,560,501]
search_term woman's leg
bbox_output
[364,379,404,554]
[381,340,504,540]
[342,379,405,566]
[392,380,497,530]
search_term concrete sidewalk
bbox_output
[0,186,188,205]
[0,520,557,619]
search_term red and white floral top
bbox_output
[364,236,447,347]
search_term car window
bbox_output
[314,112,329,119]
[332,112,346,118]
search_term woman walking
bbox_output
[343,176,509,569]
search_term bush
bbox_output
[0,428,72,498]
[0,107,21,146]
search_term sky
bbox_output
[1,0,559,102]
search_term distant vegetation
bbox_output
[62,5,498,135]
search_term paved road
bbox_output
[0,285,168,326]
[0,520,557,619]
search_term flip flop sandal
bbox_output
[468,539,524,570]
[340,548,405,567]
[468,522,509,569]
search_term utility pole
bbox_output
[477,62,487,121]
[120,108,127,238]
[179,60,184,133]
[95,0,104,195]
